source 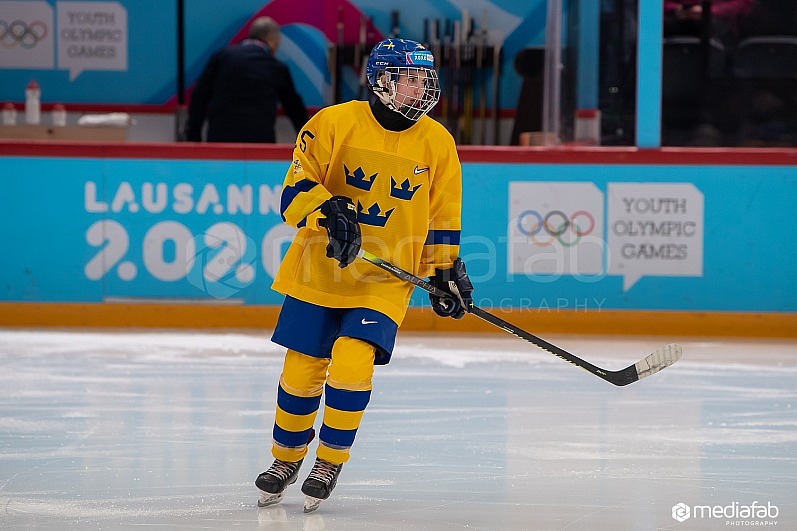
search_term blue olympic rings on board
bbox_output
[516,209,595,247]
[0,20,49,49]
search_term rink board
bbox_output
[0,143,795,336]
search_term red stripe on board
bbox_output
[0,140,294,160]
[457,146,797,165]
[1,102,332,116]
[1,140,796,165]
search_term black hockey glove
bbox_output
[319,196,362,268]
[429,258,474,319]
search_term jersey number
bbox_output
[299,130,315,153]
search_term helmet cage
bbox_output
[374,66,440,121]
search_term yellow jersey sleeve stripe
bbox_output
[280,179,330,228]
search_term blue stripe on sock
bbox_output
[319,424,357,448]
[324,384,371,412]
[277,385,322,416]
[273,425,313,448]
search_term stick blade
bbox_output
[634,343,683,381]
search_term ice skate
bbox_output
[255,458,303,508]
[301,457,343,513]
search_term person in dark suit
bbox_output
[186,17,308,143]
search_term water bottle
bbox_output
[2,103,16,125]
[52,103,67,126]
[25,80,41,125]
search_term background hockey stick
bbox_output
[357,249,682,386]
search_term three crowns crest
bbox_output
[342,163,425,227]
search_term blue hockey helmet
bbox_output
[366,38,440,121]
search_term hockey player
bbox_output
[255,38,474,513]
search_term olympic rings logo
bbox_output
[0,20,49,49]
[516,210,596,247]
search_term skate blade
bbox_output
[257,491,284,508]
[303,495,323,513]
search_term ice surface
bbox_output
[1,329,795,530]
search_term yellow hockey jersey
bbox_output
[272,100,462,325]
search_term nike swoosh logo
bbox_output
[413,166,429,175]
[361,319,378,325]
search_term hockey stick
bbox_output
[357,249,682,386]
